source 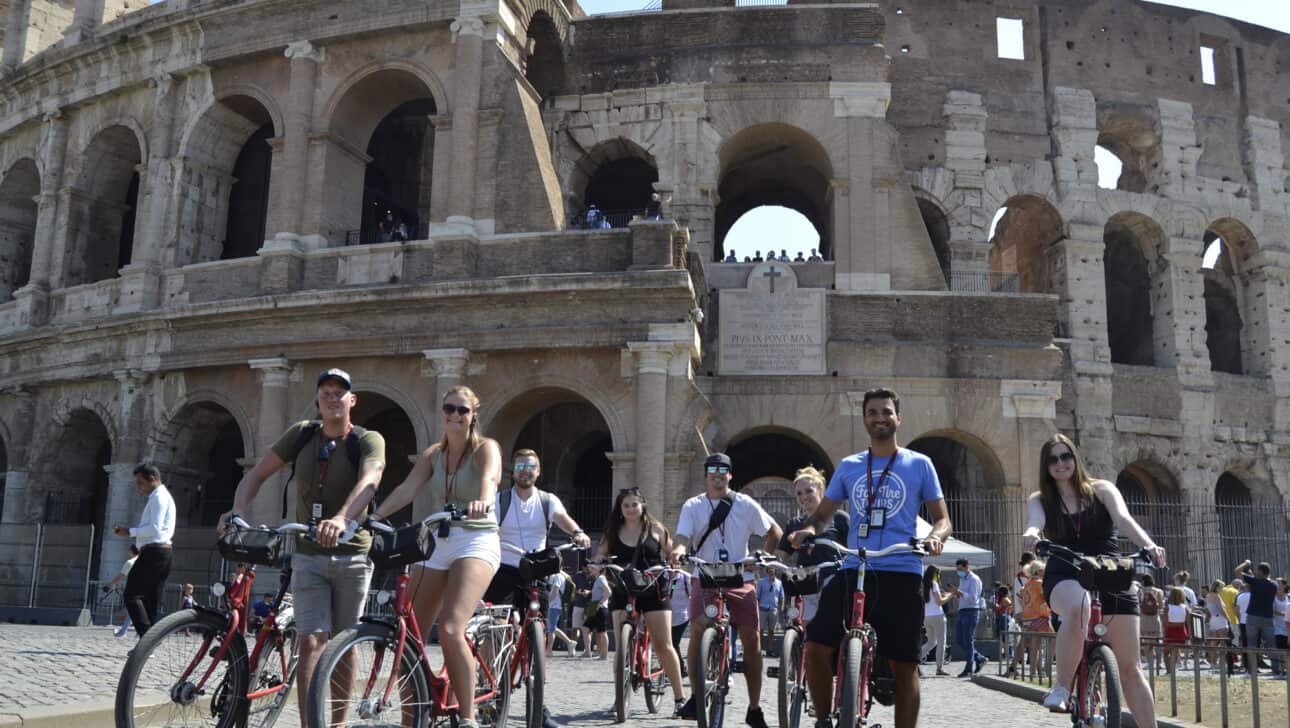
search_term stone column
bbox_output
[13,111,69,327]
[419,348,471,515]
[249,358,292,524]
[1053,226,1115,469]
[627,343,674,510]
[2,0,32,69]
[941,91,991,291]
[63,0,107,46]
[446,16,485,227]
[271,40,324,246]
[0,387,35,523]
[99,461,140,582]
[1153,238,1209,374]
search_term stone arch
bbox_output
[714,123,835,262]
[907,428,1008,498]
[0,157,40,300]
[987,193,1065,294]
[50,396,121,453]
[514,0,572,44]
[912,189,951,288]
[1094,103,1162,194]
[483,370,629,454]
[351,389,420,524]
[215,85,286,141]
[570,138,659,229]
[64,123,147,286]
[1211,469,1281,574]
[322,64,446,245]
[151,389,255,462]
[38,406,113,574]
[523,10,566,99]
[349,382,430,452]
[723,426,833,492]
[175,94,278,264]
[1203,217,1266,375]
[1103,211,1168,366]
[148,399,248,527]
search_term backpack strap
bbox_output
[281,422,322,519]
[692,494,735,556]
[498,488,514,525]
[345,425,366,469]
[539,490,553,532]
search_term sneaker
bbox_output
[814,719,832,728]
[935,668,949,676]
[114,625,128,638]
[1042,686,1070,713]
[673,699,687,718]
[974,655,987,674]
[678,696,697,720]
[542,707,559,728]
[745,706,769,728]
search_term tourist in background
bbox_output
[920,565,952,676]
[114,463,176,638]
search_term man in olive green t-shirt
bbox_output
[219,367,385,722]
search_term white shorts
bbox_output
[1209,615,1230,632]
[417,526,501,572]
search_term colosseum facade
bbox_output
[0,0,1287,604]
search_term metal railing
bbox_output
[997,629,1290,728]
[949,270,1021,293]
[344,222,430,246]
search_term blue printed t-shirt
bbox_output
[824,448,944,575]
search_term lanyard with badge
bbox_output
[311,426,350,526]
[857,448,897,539]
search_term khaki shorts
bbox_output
[290,553,373,635]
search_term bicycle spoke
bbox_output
[127,619,238,728]
[317,635,432,728]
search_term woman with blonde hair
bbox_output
[777,466,849,623]
[1021,433,1166,724]
[369,385,501,728]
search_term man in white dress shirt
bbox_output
[112,463,176,636]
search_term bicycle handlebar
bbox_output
[501,541,586,556]
[228,516,317,537]
[681,550,781,568]
[812,538,925,560]
[1035,539,1155,565]
[365,507,470,534]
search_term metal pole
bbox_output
[81,524,94,611]
[1168,645,1178,716]
[1249,648,1259,728]
[1192,643,1201,724]
[1219,648,1229,727]
[27,523,41,608]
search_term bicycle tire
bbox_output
[306,621,431,728]
[525,620,545,728]
[1081,644,1122,728]
[641,624,660,715]
[115,608,248,728]
[614,621,633,722]
[478,644,513,728]
[838,635,865,728]
[696,627,726,728]
[247,620,299,728]
[778,628,806,728]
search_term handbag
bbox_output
[217,528,286,567]
[1076,555,1136,593]
[697,562,744,589]
[621,568,657,597]
[519,547,562,582]
[370,522,434,570]
[783,571,821,597]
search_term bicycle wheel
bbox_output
[247,621,299,728]
[614,621,634,722]
[1080,644,1122,728]
[307,621,432,728]
[778,628,806,728]
[641,625,661,715]
[838,635,867,728]
[115,608,248,728]
[524,620,545,728]
[696,627,726,728]
[477,645,513,728]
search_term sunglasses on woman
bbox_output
[1046,452,1075,465]
[442,404,472,416]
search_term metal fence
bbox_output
[0,524,95,612]
[949,270,1021,293]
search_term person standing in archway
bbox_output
[789,387,951,728]
[113,463,176,637]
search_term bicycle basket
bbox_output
[1076,556,1136,593]
[697,562,744,589]
[518,548,561,581]
[217,528,285,567]
[370,522,434,570]
[783,571,821,597]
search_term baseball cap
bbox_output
[316,368,353,390]
[704,452,732,469]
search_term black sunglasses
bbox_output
[442,404,472,416]
[705,465,731,474]
[1046,452,1075,466]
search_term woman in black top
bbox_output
[776,466,849,623]
[1021,434,1166,723]
[596,487,686,712]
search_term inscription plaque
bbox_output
[718,262,826,375]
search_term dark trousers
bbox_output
[124,546,172,636]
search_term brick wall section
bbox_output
[828,292,1058,345]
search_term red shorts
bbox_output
[1164,624,1189,644]
[689,577,758,629]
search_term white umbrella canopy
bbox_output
[915,516,996,569]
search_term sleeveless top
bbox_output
[1047,496,1118,577]
[610,526,664,568]
[429,446,497,531]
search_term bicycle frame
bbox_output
[506,580,546,691]
[832,562,871,716]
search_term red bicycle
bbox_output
[307,508,513,728]
[598,560,683,722]
[762,556,837,728]
[114,518,305,728]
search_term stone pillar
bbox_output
[1153,238,1208,374]
[627,343,675,510]
[271,40,324,246]
[0,387,35,523]
[1047,87,1100,198]
[1243,116,1286,211]
[2,0,32,69]
[1260,259,1290,431]
[606,451,636,493]
[942,91,991,290]
[419,348,471,515]
[446,17,485,226]
[13,111,69,327]
[1054,226,1116,471]
[1156,99,1202,200]
[63,0,107,46]
[99,461,140,582]
[249,358,292,524]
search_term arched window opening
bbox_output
[580,156,659,229]
[722,206,820,263]
[726,429,832,528]
[1094,144,1123,190]
[1201,234,1243,375]
[986,195,1063,294]
[524,11,565,99]
[70,126,142,285]
[1115,461,1182,560]
[1215,472,1252,572]
[715,124,833,263]
[1094,106,1160,194]
[222,124,274,260]
[153,401,246,528]
[41,409,111,575]
[1103,214,1162,366]
[907,433,1007,564]
[917,197,951,287]
[360,99,437,245]
[0,159,40,300]
[350,392,418,528]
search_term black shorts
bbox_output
[484,564,550,616]
[805,569,923,664]
[609,583,668,613]
[1043,571,1139,616]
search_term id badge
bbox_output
[311,502,323,523]
[869,509,886,529]
[857,524,869,539]
[718,548,730,563]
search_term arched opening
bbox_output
[326,69,440,246]
[491,388,614,530]
[176,95,276,264]
[907,432,1007,572]
[41,409,111,575]
[1202,236,1243,375]
[68,126,142,285]
[715,124,833,262]
[351,392,418,525]
[917,196,951,287]
[1103,212,1165,366]
[1215,472,1252,574]
[723,206,820,263]
[1095,106,1161,194]
[0,159,40,300]
[726,428,832,532]
[1203,218,1262,375]
[1116,460,1183,567]
[524,11,565,99]
[154,401,247,528]
[1093,144,1124,191]
[575,143,659,229]
[986,195,1063,294]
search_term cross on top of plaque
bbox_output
[763,265,782,293]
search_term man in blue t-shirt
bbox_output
[790,387,952,728]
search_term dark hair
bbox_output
[1141,573,1155,588]
[922,564,940,604]
[133,462,161,481]
[995,585,1010,598]
[1019,551,1035,566]
[129,545,140,555]
[602,488,667,550]
[955,558,969,567]
[861,387,900,415]
[1257,562,1272,577]
[1036,434,1100,543]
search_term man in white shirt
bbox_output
[112,463,176,636]
[671,452,783,728]
[948,558,986,676]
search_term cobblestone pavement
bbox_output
[0,625,1068,727]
